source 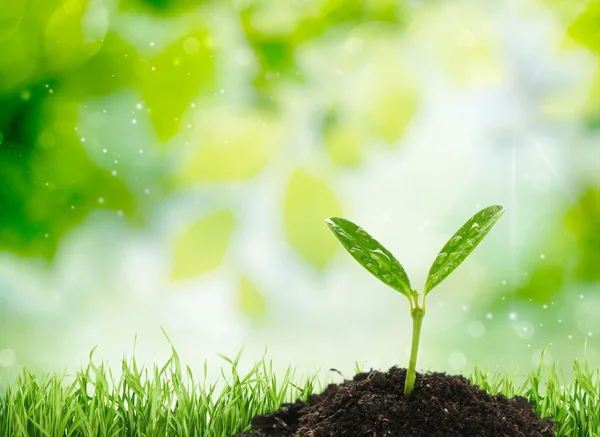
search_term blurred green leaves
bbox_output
[44,0,106,72]
[284,169,341,269]
[171,210,235,280]
[238,276,267,323]
[567,0,600,128]
[180,108,283,182]
[239,0,408,89]
[0,0,216,259]
[323,116,364,167]
[363,72,419,144]
[512,188,599,303]
[567,0,600,55]
[0,88,134,259]
[0,0,596,289]
[565,188,600,282]
[139,30,215,141]
[119,0,208,16]
[63,33,139,98]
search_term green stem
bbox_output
[404,305,425,397]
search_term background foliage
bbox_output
[0,0,598,385]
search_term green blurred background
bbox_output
[0,0,598,386]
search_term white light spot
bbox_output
[448,351,467,371]
[542,304,547,309]
[111,170,118,176]
[461,305,468,312]
[102,148,108,153]
[81,137,86,142]
[579,294,584,299]
[132,118,136,124]
[183,37,201,55]
[485,312,493,320]
[117,210,123,217]
[467,321,485,338]
[514,321,534,339]
[568,334,572,339]
[144,188,150,195]
[150,41,154,47]
[501,280,507,285]
[136,103,143,109]
[509,312,517,320]
[98,197,104,204]
[0,349,16,367]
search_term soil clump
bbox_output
[233,366,560,437]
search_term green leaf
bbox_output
[171,210,234,280]
[238,277,267,323]
[284,169,342,269]
[180,108,283,183]
[323,119,364,167]
[424,205,505,295]
[325,217,412,297]
[567,0,600,55]
[139,29,215,142]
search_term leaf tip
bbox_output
[325,216,342,228]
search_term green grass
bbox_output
[0,345,598,437]
[472,354,600,437]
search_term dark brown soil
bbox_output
[233,366,561,437]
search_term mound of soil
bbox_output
[233,366,561,437]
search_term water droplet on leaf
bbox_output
[449,235,462,247]
[435,252,448,264]
[365,262,377,272]
[356,229,368,240]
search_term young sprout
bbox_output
[325,205,505,397]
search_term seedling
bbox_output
[325,205,505,397]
